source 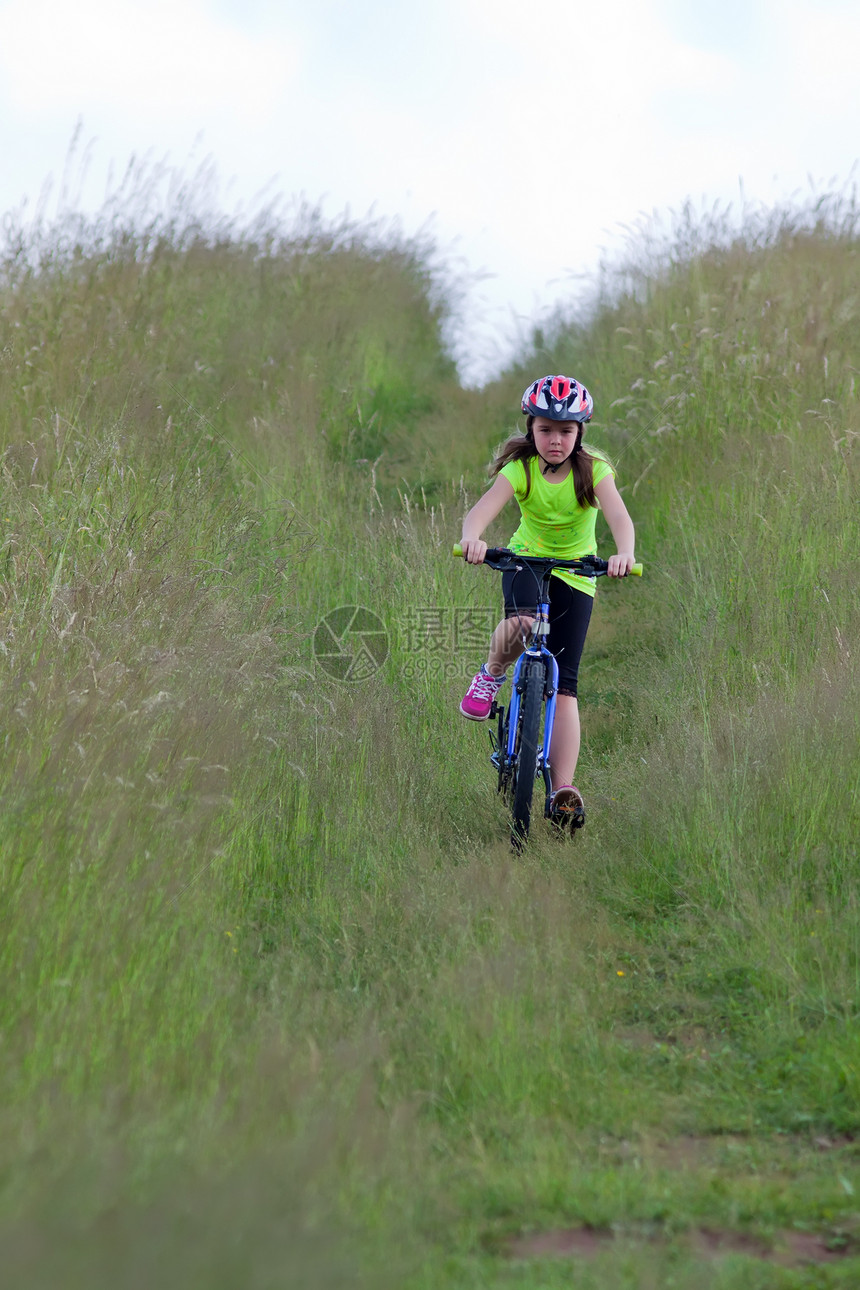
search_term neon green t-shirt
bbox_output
[499,450,614,598]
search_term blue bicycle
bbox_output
[453,545,642,844]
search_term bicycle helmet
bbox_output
[521,374,593,423]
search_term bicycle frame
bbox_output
[502,599,559,814]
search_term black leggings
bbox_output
[501,569,593,698]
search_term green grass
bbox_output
[0,179,858,1287]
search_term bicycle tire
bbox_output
[510,657,545,842]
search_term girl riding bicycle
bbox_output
[459,374,636,822]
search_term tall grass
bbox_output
[514,195,860,919]
[1,179,859,1287]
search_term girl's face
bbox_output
[531,417,581,464]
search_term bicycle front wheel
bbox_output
[510,657,545,842]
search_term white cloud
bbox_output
[0,0,296,123]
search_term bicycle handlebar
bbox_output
[452,544,643,577]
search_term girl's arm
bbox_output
[460,475,515,564]
[594,475,636,577]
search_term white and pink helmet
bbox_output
[522,374,593,423]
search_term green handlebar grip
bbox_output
[631,562,643,576]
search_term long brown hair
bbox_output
[491,416,603,508]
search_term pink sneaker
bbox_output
[460,666,506,721]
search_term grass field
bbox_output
[1,185,858,1287]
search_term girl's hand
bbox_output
[460,538,488,564]
[607,552,636,577]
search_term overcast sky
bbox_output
[1,0,858,383]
